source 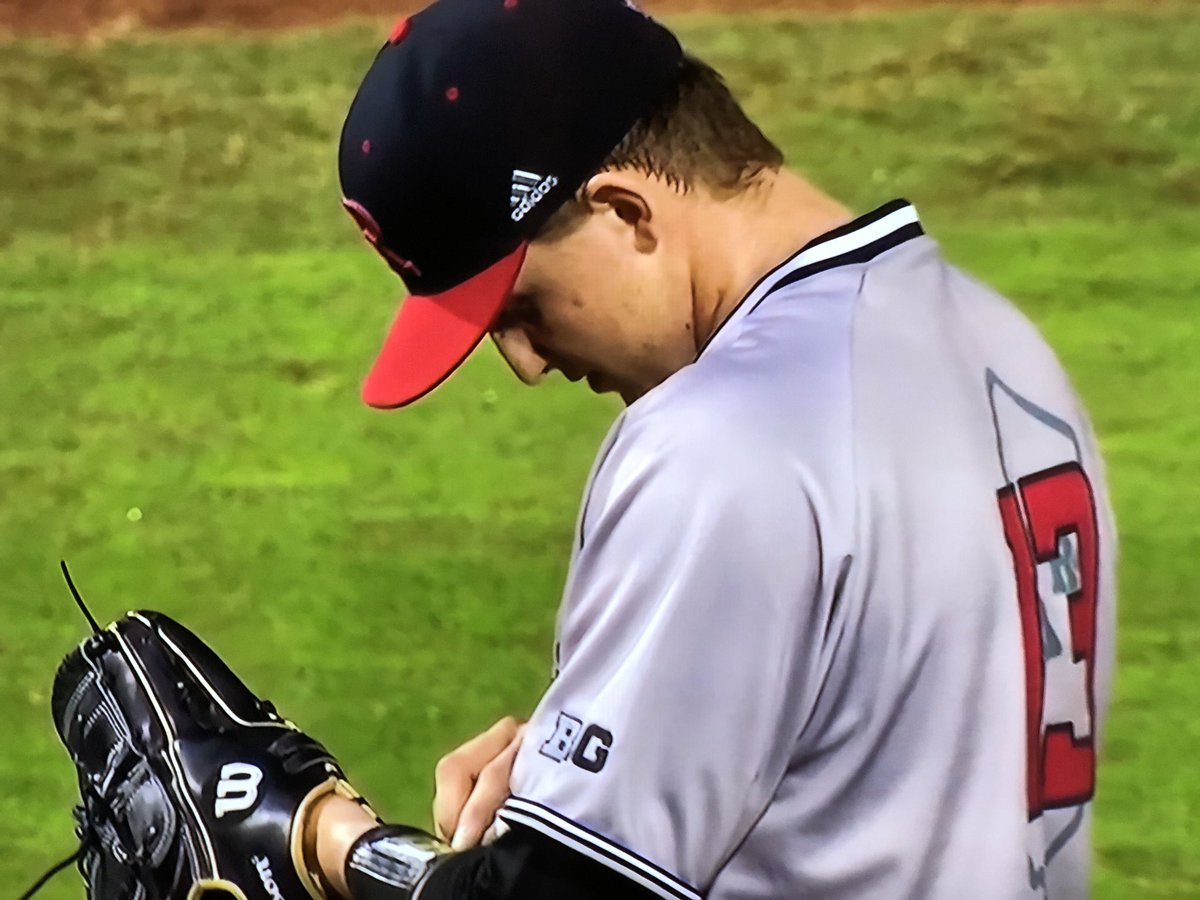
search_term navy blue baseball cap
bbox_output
[339,0,683,408]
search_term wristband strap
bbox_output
[345,825,452,899]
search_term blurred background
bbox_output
[2,0,1196,896]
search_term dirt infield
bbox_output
[1,0,1091,35]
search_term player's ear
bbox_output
[582,171,657,254]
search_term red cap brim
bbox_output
[362,243,528,409]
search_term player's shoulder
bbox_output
[596,386,764,499]
[616,357,789,470]
[644,278,856,437]
[607,289,856,488]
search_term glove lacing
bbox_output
[20,754,169,900]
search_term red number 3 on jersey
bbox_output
[997,462,1100,820]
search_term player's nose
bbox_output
[490,327,549,386]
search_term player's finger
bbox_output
[433,716,522,842]
[451,726,525,851]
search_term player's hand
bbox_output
[433,716,526,850]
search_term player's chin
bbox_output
[585,373,640,406]
[585,372,613,395]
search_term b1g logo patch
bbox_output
[539,712,613,774]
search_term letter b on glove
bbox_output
[215,762,263,818]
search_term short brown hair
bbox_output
[538,54,784,240]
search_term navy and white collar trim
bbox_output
[700,199,924,356]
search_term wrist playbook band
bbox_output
[344,825,453,899]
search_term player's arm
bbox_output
[308,792,663,899]
[493,406,831,898]
[302,411,830,900]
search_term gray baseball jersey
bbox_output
[498,201,1117,899]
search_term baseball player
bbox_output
[317,0,1120,895]
[38,0,1116,898]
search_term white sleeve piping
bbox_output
[497,796,703,900]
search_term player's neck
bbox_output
[688,170,853,355]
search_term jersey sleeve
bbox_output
[417,823,663,900]
[501,406,828,899]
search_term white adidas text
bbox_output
[511,174,559,222]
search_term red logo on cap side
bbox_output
[388,16,411,44]
[342,198,423,278]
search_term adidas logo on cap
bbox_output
[510,168,559,222]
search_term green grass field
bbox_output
[2,4,1198,896]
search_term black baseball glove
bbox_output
[42,608,376,899]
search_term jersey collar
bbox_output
[698,199,924,358]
